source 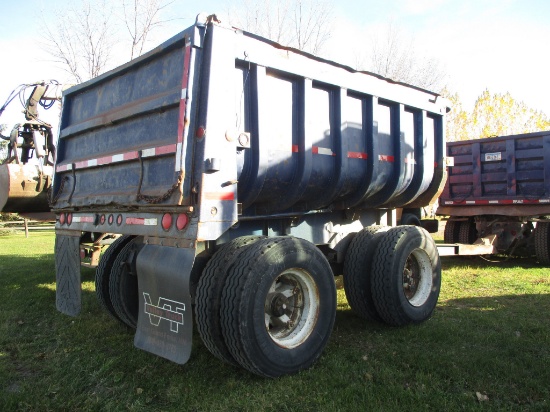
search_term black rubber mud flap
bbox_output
[55,234,82,316]
[134,244,195,365]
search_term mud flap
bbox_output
[134,244,195,364]
[55,234,82,316]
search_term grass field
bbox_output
[1,231,549,411]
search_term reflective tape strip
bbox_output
[126,217,158,226]
[378,155,395,162]
[204,192,235,201]
[313,146,335,156]
[56,164,72,172]
[56,144,177,172]
[142,148,156,157]
[177,44,192,145]
[443,199,550,205]
[72,216,94,223]
[347,151,368,160]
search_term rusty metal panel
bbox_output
[439,131,550,217]
[52,27,197,211]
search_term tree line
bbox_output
[28,0,550,142]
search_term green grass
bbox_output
[1,232,549,411]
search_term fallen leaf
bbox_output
[136,388,144,395]
[476,392,489,402]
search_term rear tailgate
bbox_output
[52,28,197,210]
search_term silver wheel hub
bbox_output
[403,248,433,307]
[264,268,320,349]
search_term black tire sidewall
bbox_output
[343,226,384,321]
[95,235,134,319]
[239,238,336,376]
[374,227,441,325]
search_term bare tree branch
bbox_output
[42,0,176,83]
[229,0,334,55]
[357,22,447,92]
[42,0,116,83]
[122,0,175,61]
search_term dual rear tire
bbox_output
[444,219,477,244]
[95,235,139,329]
[196,236,336,378]
[344,226,441,326]
[535,221,550,265]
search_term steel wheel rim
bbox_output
[264,268,320,349]
[403,248,433,307]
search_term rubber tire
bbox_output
[444,220,460,243]
[95,235,135,322]
[343,226,384,321]
[196,236,266,365]
[220,237,336,378]
[109,238,139,329]
[534,222,550,265]
[371,226,441,326]
[458,220,477,244]
[400,213,421,226]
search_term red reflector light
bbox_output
[176,214,189,231]
[100,215,106,225]
[116,214,123,226]
[108,214,114,225]
[59,213,66,225]
[161,213,173,231]
[196,126,206,139]
[67,213,73,226]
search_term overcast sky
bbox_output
[1,0,549,132]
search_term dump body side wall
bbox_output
[194,25,447,240]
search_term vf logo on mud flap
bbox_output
[143,293,185,333]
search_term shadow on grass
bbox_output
[2,249,549,410]
[441,254,546,270]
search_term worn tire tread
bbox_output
[195,236,265,365]
[371,226,440,326]
[95,235,134,321]
[535,222,550,265]
[343,226,383,321]
[220,236,336,377]
[109,239,139,329]
[444,220,460,243]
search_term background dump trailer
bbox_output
[437,131,550,263]
[52,16,449,377]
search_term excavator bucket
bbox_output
[0,163,53,216]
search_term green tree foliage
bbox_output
[442,89,469,142]
[444,89,550,141]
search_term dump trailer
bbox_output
[437,131,550,263]
[52,15,449,377]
